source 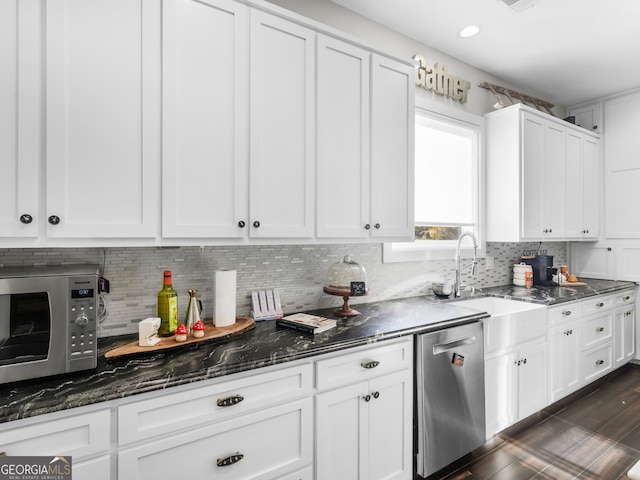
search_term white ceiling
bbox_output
[329,0,640,107]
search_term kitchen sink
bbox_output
[452,297,547,354]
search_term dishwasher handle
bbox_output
[432,335,477,355]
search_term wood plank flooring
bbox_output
[427,363,640,480]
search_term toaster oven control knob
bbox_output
[75,314,89,328]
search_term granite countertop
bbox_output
[0,278,635,424]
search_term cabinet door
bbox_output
[614,305,635,367]
[516,342,547,421]
[548,321,582,402]
[581,135,600,238]
[605,91,640,238]
[316,35,370,239]
[0,0,40,237]
[543,123,566,238]
[485,352,516,438]
[370,54,414,240]
[316,382,368,480]
[570,242,615,279]
[45,0,160,238]
[249,10,314,238]
[568,102,602,134]
[367,370,412,480]
[521,114,545,239]
[564,130,583,239]
[162,0,248,238]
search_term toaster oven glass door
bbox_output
[0,292,51,366]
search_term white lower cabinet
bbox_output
[614,290,636,367]
[118,398,312,480]
[0,407,112,480]
[315,338,413,480]
[547,291,634,404]
[485,340,547,438]
[117,363,313,480]
[548,318,582,403]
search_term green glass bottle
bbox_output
[158,270,178,337]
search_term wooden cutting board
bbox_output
[105,316,255,359]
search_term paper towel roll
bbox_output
[215,270,237,327]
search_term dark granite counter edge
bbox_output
[0,279,635,424]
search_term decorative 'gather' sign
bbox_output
[413,54,471,103]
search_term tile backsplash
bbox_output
[0,242,567,337]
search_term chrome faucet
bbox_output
[454,232,478,297]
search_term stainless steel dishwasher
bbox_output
[416,320,486,478]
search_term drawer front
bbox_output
[582,295,614,316]
[73,455,112,480]
[119,363,312,445]
[582,311,614,350]
[616,289,636,307]
[316,337,412,391]
[548,302,581,326]
[118,398,312,480]
[0,409,110,461]
[582,343,613,383]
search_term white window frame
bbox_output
[383,99,486,263]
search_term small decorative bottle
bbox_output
[157,270,178,337]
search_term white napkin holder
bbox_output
[139,317,161,347]
[251,289,283,321]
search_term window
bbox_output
[383,101,484,262]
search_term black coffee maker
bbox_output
[521,255,554,285]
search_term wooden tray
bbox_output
[105,316,255,359]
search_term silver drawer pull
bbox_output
[0,452,5,457]
[596,359,604,366]
[626,311,633,316]
[596,327,605,332]
[217,395,244,407]
[596,302,605,308]
[562,310,572,316]
[217,453,244,467]
[361,360,380,369]
[624,295,631,301]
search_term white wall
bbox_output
[267,0,566,117]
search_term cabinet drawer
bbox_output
[0,409,110,461]
[616,289,636,306]
[582,311,613,350]
[316,338,412,391]
[118,398,312,480]
[582,343,613,383]
[73,455,111,480]
[582,295,614,315]
[119,363,312,445]
[548,302,581,326]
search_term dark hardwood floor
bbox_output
[429,362,640,480]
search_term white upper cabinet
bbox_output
[567,102,602,134]
[249,10,315,238]
[0,0,41,238]
[316,35,370,239]
[369,54,415,240]
[45,0,161,239]
[162,0,249,238]
[604,90,640,238]
[486,104,600,242]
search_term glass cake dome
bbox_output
[323,255,368,317]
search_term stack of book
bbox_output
[276,313,337,334]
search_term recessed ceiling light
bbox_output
[459,24,481,38]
